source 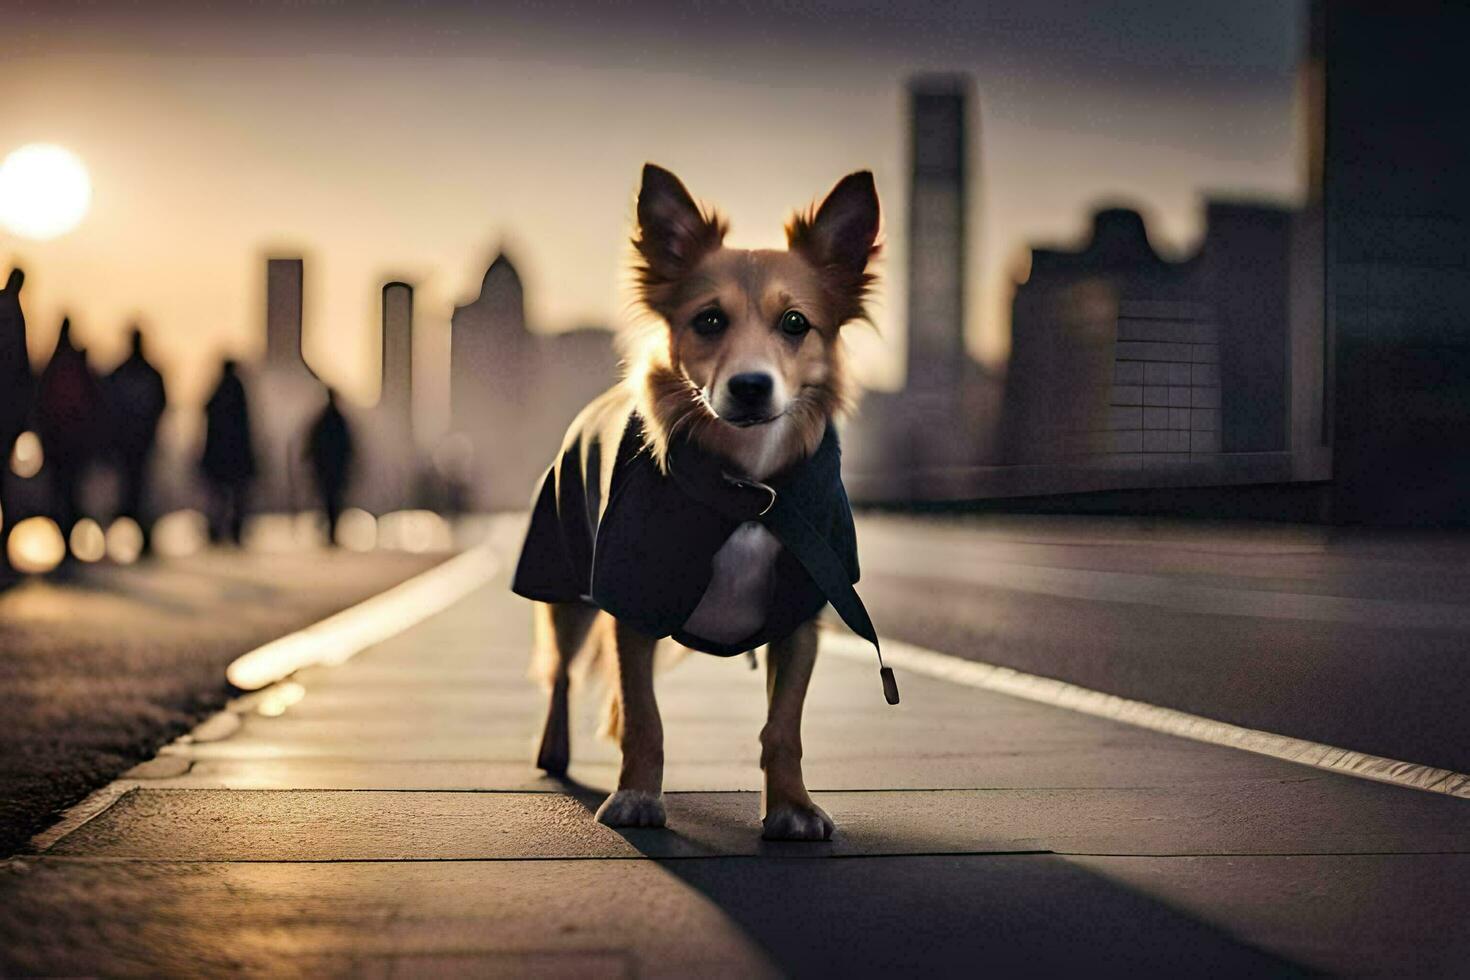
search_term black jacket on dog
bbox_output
[511,396,898,704]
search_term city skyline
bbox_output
[1,0,1305,446]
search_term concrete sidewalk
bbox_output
[3,526,1469,977]
[0,545,443,858]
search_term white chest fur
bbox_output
[681,521,782,646]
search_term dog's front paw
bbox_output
[762,801,834,841]
[595,789,666,828]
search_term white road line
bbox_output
[225,542,499,690]
[823,630,1470,800]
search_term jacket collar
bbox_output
[660,420,839,524]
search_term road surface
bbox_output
[3,516,1467,976]
[856,513,1470,773]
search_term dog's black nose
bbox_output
[727,372,773,408]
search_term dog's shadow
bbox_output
[540,774,606,815]
[543,775,781,859]
[543,775,1304,977]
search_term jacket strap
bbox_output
[763,492,900,706]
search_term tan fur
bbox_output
[629,330,847,480]
[629,228,866,479]
[532,164,880,840]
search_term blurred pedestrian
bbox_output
[304,387,354,545]
[104,327,166,552]
[0,268,34,573]
[201,359,256,545]
[35,318,103,534]
[0,270,31,448]
[0,268,35,575]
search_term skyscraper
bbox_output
[906,74,970,396]
[265,258,305,371]
[842,74,997,498]
[256,256,320,512]
[447,252,617,509]
[451,253,527,443]
[380,281,413,443]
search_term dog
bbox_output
[511,163,890,841]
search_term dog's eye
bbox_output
[692,308,727,336]
[780,310,811,336]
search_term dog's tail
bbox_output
[588,632,690,742]
[530,606,688,742]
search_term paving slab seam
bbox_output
[23,847,1466,867]
[16,849,1062,865]
[66,784,1335,796]
[26,783,136,854]
[96,783,1306,793]
[823,629,1470,800]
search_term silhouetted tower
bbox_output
[257,256,317,512]
[446,251,617,509]
[266,258,305,371]
[451,253,528,437]
[906,75,970,395]
[380,281,414,443]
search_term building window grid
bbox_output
[1103,314,1221,457]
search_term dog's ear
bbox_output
[633,164,726,314]
[788,171,879,276]
[788,171,880,323]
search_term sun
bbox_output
[0,143,93,241]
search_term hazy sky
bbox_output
[1,0,1304,440]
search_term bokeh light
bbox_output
[293,510,326,548]
[254,681,306,717]
[242,514,293,553]
[7,516,66,574]
[152,509,208,558]
[105,517,144,564]
[68,518,106,562]
[377,509,453,553]
[10,431,43,479]
[335,507,377,552]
